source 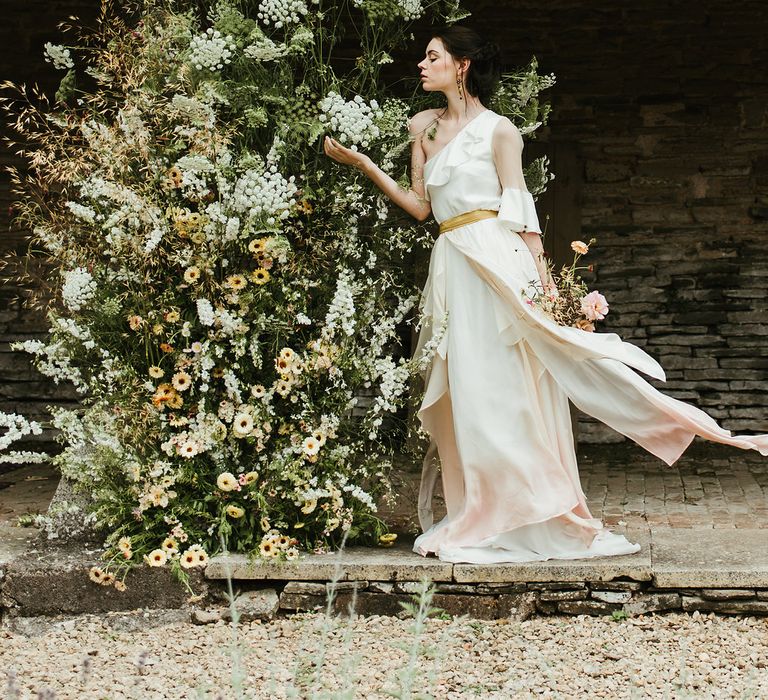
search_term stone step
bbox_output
[205,527,768,590]
[204,527,653,584]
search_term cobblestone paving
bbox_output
[2,441,767,533]
[384,440,768,535]
[580,441,768,530]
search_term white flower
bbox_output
[196,299,215,326]
[188,28,235,72]
[302,436,320,456]
[66,201,97,223]
[61,267,97,312]
[232,412,254,438]
[324,268,359,337]
[257,0,308,28]
[43,43,74,70]
[217,472,238,491]
[319,91,384,149]
[144,549,167,567]
[231,166,297,221]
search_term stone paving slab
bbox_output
[207,526,654,585]
[651,528,768,588]
[205,541,454,582]
[0,525,39,579]
[453,525,652,583]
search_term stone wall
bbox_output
[0,1,96,455]
[2,0,767,454]
[450,0,768,440]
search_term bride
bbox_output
[323,25,768,564]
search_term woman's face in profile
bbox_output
[418,37,455,93]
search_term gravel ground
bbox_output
[3,609,768,699]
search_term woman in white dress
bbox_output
[323,26,768,564]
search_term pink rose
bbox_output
[580,290,609,321]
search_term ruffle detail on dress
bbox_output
[423,128,486,202]
[497,187,542,235]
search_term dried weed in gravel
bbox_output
[2,608,767,699]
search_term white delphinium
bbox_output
[52,317,97,351]
[224,217,240,242]
[188,28,235,72]
[43,43,74,70]
[342,483,376,511]
[196,299,215,326]
[61,267,97,312]
[368,292,418,357]
[66,201,97,223]
[143,227,165,253]
[412,311,449,373]
[231,165,297,222]
[324,268,360,337]
[295,312,312,325]
[0,413,43,457]
[318,92,383,150]
[0,450,48,464]
[257,0,308,28]
[372,357,409,413]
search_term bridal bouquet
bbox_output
[524,238,609,331]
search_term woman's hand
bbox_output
[323,136,371,172]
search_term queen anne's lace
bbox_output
[257,0,308,27]
[43,43,74,70]
[61,267,97,312]
[188,29,235,72]
[318,92,383,150]
[231,166,297,222]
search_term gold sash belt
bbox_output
[438,208,499,234]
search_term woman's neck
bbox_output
[440,93,487,124]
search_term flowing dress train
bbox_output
[412,109,768,564]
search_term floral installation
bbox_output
[0,0,555,591]
[523,237,608,331]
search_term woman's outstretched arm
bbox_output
[492,118,556,293]
[323,110,433,222]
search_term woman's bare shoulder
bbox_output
[408,108,441,135]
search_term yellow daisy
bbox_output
[183,266,201,284]
[144,549,168,567]
[251,384,266,399]
[216,472,238,492]
[88,566,105,584]
[162,536,179,553]
[225,274,248,291]
[165,310,180,323]
[149,366,164,379]
[248,238,268,254]
[171,371,192,392]
[168,166,183,186]
[242,471,259,485]
[226,504,245,519]
[251,268,271,285]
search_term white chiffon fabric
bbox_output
[412,109,768,564]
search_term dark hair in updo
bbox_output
[430,25,501,106]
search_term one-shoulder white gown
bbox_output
[412,109,768,564]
